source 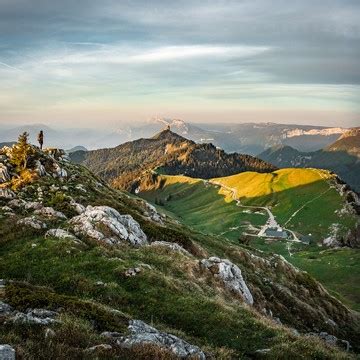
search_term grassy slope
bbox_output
[1,162,358,359]
[139,168,360,311]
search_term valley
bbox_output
[139,168,360,311]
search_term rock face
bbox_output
[69,206,148,246]
[0,345,15,360]
[119,320,206,359]
[200,257,254,305]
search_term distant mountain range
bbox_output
[0,119,349,155]
[259,128,360,192]
[70,128,276,192]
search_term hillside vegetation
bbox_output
[139,168,360,311]
[1,139,359,359]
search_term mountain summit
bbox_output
[70,130,277,191]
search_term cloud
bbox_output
[41,44,271,65]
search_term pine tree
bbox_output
[10,132,35,170]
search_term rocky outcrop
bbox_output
[0,188,15,199]
[200,257,254,305]
[150,241,191,256]
[0,301,12,316]
[11,309,59,326]
[17,216,47,230]
[0,345,15,360]
[34,207,67,220]
[0,164,10,183]
[119,320,206,359]
[69,206,148,247]
[45,229,80,242]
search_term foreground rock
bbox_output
[17,216,47,230]
[0,345,15,360]
[11,309,59,326]
[119,320,206,359]
[45,228,80,243]
[200,257,254,305]
[70,206,148,246]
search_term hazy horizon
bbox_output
[0,0,359,128]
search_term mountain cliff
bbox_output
[259,129,360,192]
[70,129,277,192]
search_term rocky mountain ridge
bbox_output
[70,128,277,192]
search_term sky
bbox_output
[0,0,359,128]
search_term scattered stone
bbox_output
[1,206,13,213]
[0,345,15,360]
[142,202,163,223]
[8,199,26,208]
[17,216,47,230]
[70,199,86,214]
[0,164,10,183]
[100,331,122,339]
[85,344,112,353]
[75,184,87,193]
[44,328,56,339]
[125,267,141,277]
[255,348,270,355]
[53,163,67,178]
[150,241,191,256]
[200,257,254,305]
[34,160,46,177]
[25,201,43,210]
[119,320,206,359]
[45,228,80,242]
[307,332,350,352]
[0,188,15,199]
[69,206,148,247]
[34,207,67,219]
[11,308,59,326]
[0,301,12,315]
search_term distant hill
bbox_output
[70,128,277,191]
[66,145,88,154]
[0,141,15,148]
[259,128,360,191]
[1,120,349,155]
[326,127,360,157]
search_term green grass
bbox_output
[139,170,359,312]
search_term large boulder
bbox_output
[119,320,206,359]
[200,257,254,305]
[69,206,148,246]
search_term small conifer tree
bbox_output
[10,132,35,170]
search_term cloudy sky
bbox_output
[0,0,359,128]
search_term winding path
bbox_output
[207,180,300,242]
